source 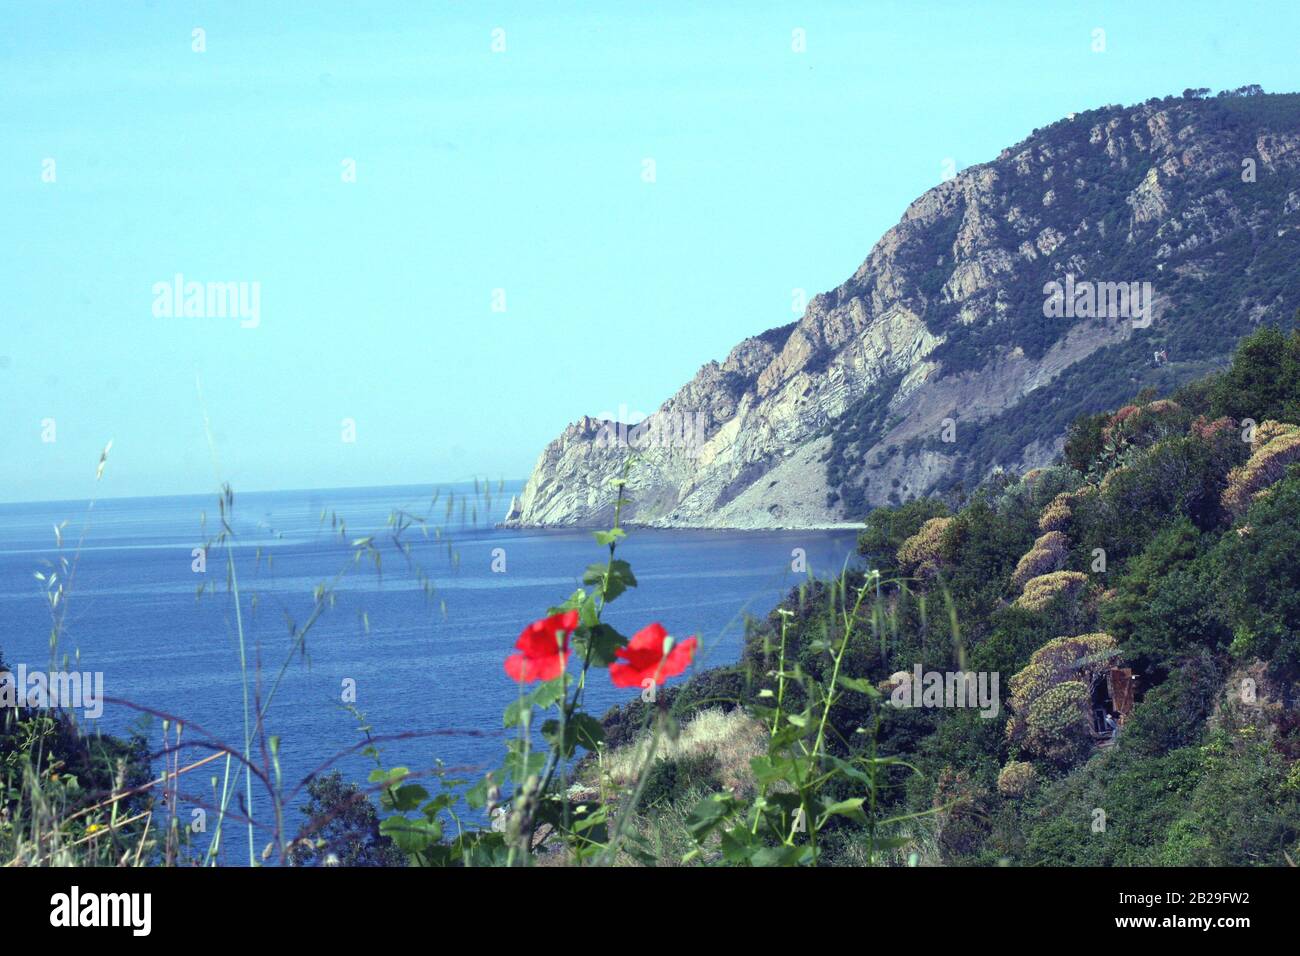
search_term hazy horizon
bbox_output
[0,475,528,508]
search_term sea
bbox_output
[0,481,860,861]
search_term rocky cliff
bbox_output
[505,90,1300,529]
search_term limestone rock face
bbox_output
[506,93,1300,529]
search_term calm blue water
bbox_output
[0,482,859,860]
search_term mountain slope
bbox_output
[505,89,1300,529]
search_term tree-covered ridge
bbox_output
[615,323,1300,865]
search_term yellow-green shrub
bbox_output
[1010,531,1070,592]
[1013,571,1089,612]
[996,760,1038,798]
[896,516,954,579]
[1006,633,1117,763]
[1221,423,1300,516]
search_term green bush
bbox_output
[1158,732,1300,865]
[637,753,721,810]
[1100,520,1231,670]
[1209,322,1300,424]
[1211,469,1300,668]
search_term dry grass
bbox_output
[595,707,767,796]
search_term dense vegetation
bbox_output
[600,323,1300,865]
[1,648,152,865]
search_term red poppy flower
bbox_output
[504,610,580,683]
[609,622,698,689]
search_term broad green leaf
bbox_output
[503,697,531,729]
[685,792,740,842]
[541,713,605,757]
[573,623,627,667]
[819,797,868,826]
[531,678,566,710]
[379,815,442,855]
[583,559,637,603]
[382,783,430,813]
[751,844,812,867]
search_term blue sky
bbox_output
[2,1,1297,502]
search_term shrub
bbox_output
[1209,323,1300,425]
[1013,571,1089,613]
[896,516,955,579]
[1100,519,1230,670]
[856,497,949,566]
[1023,681,1092,766]
[1072,431,1241,563]
[996,760,1038,798]
[1221,423,1300,515]
[1064,411,1110,473]
[1037,492,1074,533]
[1117,399,1189,448]
[970,606,1057,677]
[1119,653,1221,756]
[933,767,994,860]
[637,753,722,810]
[288,771,405,867]
[1006,633,1118,764]
[597,707,765,798]
[1008,633,1119,706]
[606,674,746,751]
[1212,470,1300,668]
[1159,732,1300,865]
[1010,531,1070,592]
[1021,746,1203,866]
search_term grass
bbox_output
[588,707,767,797]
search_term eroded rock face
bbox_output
[506,94,1300,529]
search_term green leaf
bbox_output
[503,679,565,727]
[541,713,605,757]
[382,783,430,813]
[869,836,914,851]
[531,678,566,710]
[686,792,741,842]
[573,623,627,667]
[503,748,548,781]
[421,793,457,819]
[464,774,493,810]
[749,755,796,786]
[619,836,659,867]
[368,767,410,787]
[379,815,442,855]
[550,589,597,627]
[583,559,637,603]
[751,844,813,867]
[717,827,760,864]
[503,698,527,729]
[592,528,626,547]
[836,674,881,697]
[819,798,868,826]
[570,713,605,750]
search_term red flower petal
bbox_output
[658,636,698,680]
[505,649,571,683]
[609,625,697,689]
[504,610,580,682]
